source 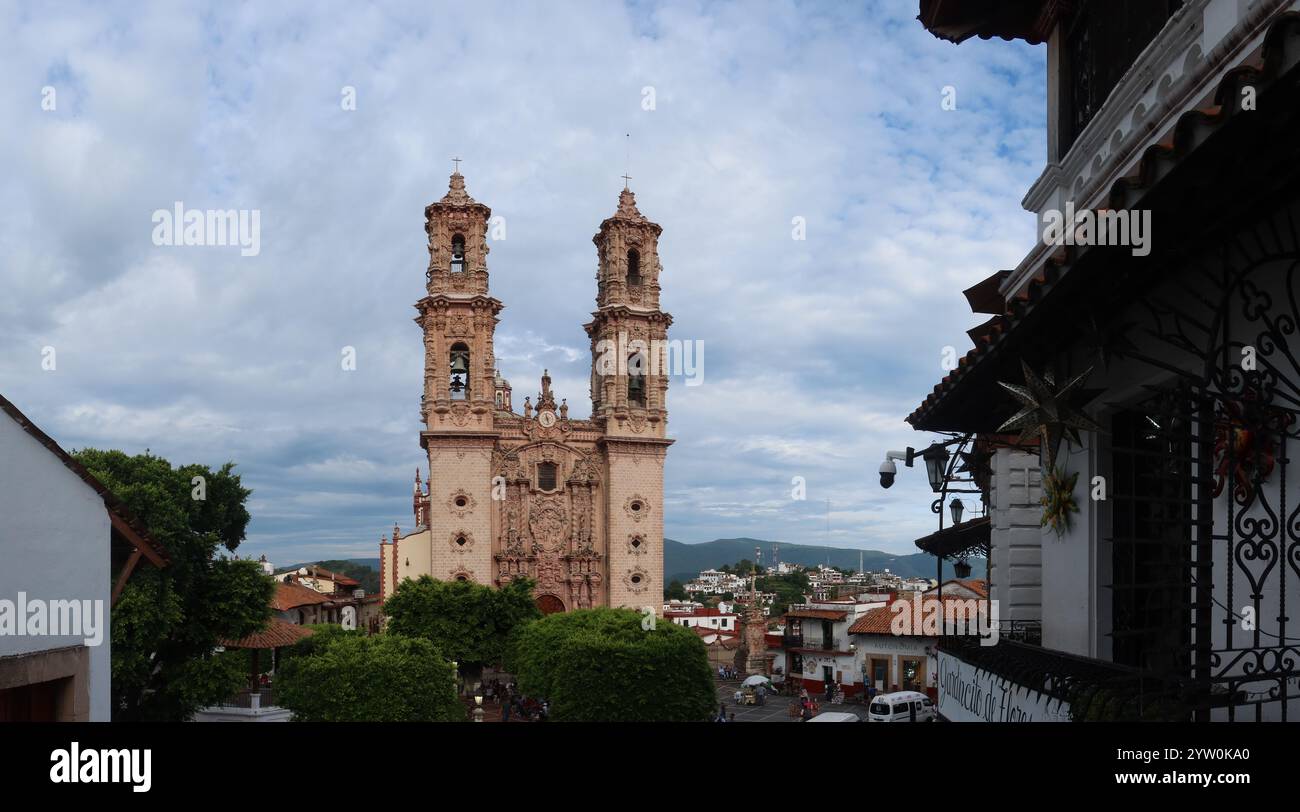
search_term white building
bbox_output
[911,0,1300,721]
[665,607,739,633]
[0,395,167,721]
[781,594,890,699]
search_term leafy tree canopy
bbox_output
[383,576,540,671]
[74,448,273,721]
[276,632,463,722]
[507,607,716,722]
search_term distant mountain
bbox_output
[664,537,969,584]
[299,546,965,595]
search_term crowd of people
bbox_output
[482,678,549,722]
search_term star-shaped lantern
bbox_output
[997,361,1104,468]
[1078,314,1137,372]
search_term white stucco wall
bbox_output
[989,448,1042,624]
[0,413,112,721]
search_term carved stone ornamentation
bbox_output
[447,489,476,518]
[382,173,671,613]
[623,494,650,523]
[529,492,568,554]
[449,530,475,553]
[623,566,650,594]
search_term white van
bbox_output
[805,711,861,723]
[867,691,936,722]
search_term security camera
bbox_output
[879,448,916,489]
[879,459,897,489]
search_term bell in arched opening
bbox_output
[449,343,470,400]
[451,234,466,274]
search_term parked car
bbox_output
[805,711,860,723]
[867,691,935,722]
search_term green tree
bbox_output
[383,576,540,676]
[758,571,811,620]
[507,607,716,722]
[276,633,463,722]
[664,579,687,601]
[74,449,273,721]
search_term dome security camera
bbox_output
[879,459,897,489]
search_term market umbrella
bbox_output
[742,675,773,688]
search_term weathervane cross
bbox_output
[621,173,632,189]
[452,157,462,173]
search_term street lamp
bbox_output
[921,443,950,493]
[949,498,964,525]
[953,560,972,579]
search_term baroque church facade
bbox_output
[379,170,672,614]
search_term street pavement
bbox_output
[711,678,870,722]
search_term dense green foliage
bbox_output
[507,607,716,722]
[276,633,463,722]
[383,576,540,671]
[74,448,273,721]
[664,579,687,601]
[757,571,811,618]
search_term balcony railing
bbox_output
[999,620,1042,646]
[939,636,1191,721]
[219,688,279,709]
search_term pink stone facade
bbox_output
[380,173,671,614]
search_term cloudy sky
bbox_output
[0,1,1045,564]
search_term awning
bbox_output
[917,0,1052,45]
[914,516,990,560]
[907,14,1300,433]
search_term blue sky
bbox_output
[0,0,1045,564]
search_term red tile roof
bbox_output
[952,579,989,598]
[302,566,359,587]
[273,581,334,610]
[785,609,848,622]
[848,595,989,636]
[220,619,315,649]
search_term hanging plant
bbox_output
[1040,465,1079,537]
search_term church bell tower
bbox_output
[587,186,673,608]
[414,168,501,584]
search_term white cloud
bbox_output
[0,1,1044,563]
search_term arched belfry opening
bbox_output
[627,248,641,286]
[451,233,466,274]
[449,342,470,400]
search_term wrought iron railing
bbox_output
[219,688,279,709]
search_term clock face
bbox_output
[538,409,556,428]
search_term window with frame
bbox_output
[537,461,558,491]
